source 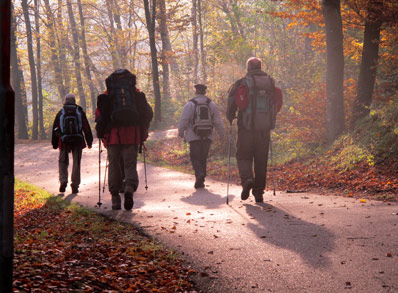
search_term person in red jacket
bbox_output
[52,93,93,194]
[226,57,283,203]
[95,70,153,211]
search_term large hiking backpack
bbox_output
[190,97,213,139]
[105,69,140,126]
[59,104,84,144]
[235,74,276,131]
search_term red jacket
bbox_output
[95,108,148,147]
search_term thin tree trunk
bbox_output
[322,0,345,143]
[158,0,171,99]
[57,0,70,94]
[144,0,162,122]
[34,0,45,139]
[66,0,86,111]
[192,0,199,84]
[106,0,121,68]
[22,0,39,140]
[43,0,66,100]
[198,0,206,82]
[11,2,29,139]
[352,19,381,125]
[113,0,127,65]
[78,0,97,115]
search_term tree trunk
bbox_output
[113,0,127,65]
[11,3,29,140]
[21,0,39,140]
[66,0,86,111]
[322,0,345,143]
[144,0,162,122]
[34,0,45,139]
[43,0,66,100]
[352,19,381,125]
[57,0,70,94]
[0,2,15,291]
[192,0,199,84]
[78,0,97,115]
[158,0,171,99]
[198,0,207,82]
[105,0,121,68]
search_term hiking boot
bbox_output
[124,187,134,211]
[59,183,67,193]
[252,191,264,203]
[194,174,205,189]
[241,179,253,200]
[111,194,121,210]
[71,185,79,194]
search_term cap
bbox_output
[194,84,207,94]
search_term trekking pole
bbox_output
[97,139,103,207]
[102,156,108,193]
[226,121,233,205]
[270,135,276,196]
[143,144,148,190]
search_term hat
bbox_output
[194,84,207,94]
[246,57,262,71]
[64,93,76,105]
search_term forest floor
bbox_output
[14,130,398,292]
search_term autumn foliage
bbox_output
[14,183,195,292]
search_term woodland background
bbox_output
[12,0,398,198]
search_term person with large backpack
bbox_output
[95,69,153,211]
[226,57,283,203]
[52,93,93,194]
[178,84,224,189]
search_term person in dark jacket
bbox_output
[226,57,283,203]
[52,93,93,194]
[95,71,153,211]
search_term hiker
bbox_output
[178,84,225,189]
[226,57,283,203]
[95,69,153,211]
[51,93,93,194]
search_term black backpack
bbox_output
[190,97,213,139]
[59,104,84,144]
[105,69,140,126]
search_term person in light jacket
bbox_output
[178,84,224,189]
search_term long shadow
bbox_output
[244,202,335,268]
[180,188,230,209]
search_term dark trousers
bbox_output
[107,144,138,195]
[59,146,82,189]
[189,139,211,179]
[236,129,270,195]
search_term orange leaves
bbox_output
[13,190,194,292]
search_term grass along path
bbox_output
[13,179,195,292]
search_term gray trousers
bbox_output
[59,146,82,189]
[189,139,211,179]
[107,144,138,195]
[236,129,270,196]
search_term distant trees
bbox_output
[11,0,397,145]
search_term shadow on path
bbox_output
[245,202,335,268]
[180,188,232,209]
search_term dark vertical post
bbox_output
[0,1,15,292]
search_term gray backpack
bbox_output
[242,74,276,131]
[190,97,213,139]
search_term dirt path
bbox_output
[15,139,398,292]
